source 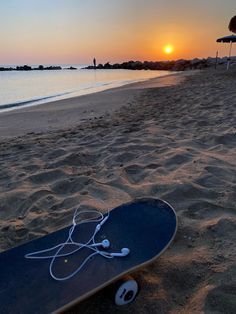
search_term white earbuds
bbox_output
[25,208,131,281]
[109,248,130,257]
[90,239,110,249]
[91,243,130,256]
[93,216,130,258]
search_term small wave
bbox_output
[0,92,73,111]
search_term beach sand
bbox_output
[0,69,235,313]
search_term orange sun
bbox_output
[163,45,174,55]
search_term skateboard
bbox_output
[0,198,177,313]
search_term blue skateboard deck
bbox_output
[0,198,177,314]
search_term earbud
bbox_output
[101,239,110,248]
[90,239,110,249]
[110,248,130,257]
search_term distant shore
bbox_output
[0,65,77,71]
[1,55,235,72]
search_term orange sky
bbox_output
[0,0,235,64]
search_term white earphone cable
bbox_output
[25,206,128,281]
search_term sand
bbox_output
[0,69,235,313]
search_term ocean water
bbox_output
[0,65,171,112]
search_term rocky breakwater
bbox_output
[84,56,236,71]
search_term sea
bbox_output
[0,65,171,113]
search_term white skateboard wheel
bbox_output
[114,279,139,306]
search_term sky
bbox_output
[0,0,235,65]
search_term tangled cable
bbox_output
[25,208,130,281]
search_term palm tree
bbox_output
[228,16,236,33]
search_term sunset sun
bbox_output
[163,45,174,55]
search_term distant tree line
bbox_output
[0,65,77,71]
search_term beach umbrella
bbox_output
[228,16,236,33]
[216,35,236,69]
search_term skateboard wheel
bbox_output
[114,278,139,306]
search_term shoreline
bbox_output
[0,69,175,114]
[0,71,187,139]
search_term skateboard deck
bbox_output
[0,198,177,314]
